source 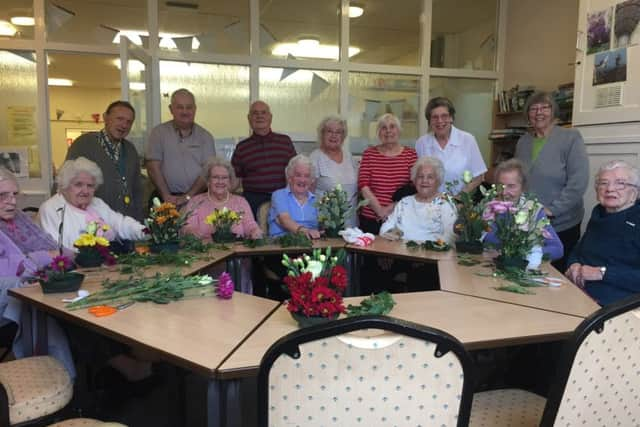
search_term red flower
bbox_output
[330,265,348,289]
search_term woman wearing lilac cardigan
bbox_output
[483,159,563,261]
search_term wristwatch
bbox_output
[599,266,607,278]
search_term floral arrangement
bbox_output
[144,197,190,244]
[35,255,85,293]
[282,247,347,319]
[74,221,115,267]
[316,184,367,237]
[482,197,550,262]
[448,171,500,250]
[205,207,242,242]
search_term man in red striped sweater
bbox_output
[231,101,296,217]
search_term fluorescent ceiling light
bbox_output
[349,5,364,18]
[48,78,73,86]
[129,82,145,91]
[272,41,360,60]
[112,58,146,72]
[10,16,35,26]
[0,20,17,36]
[297,37,320,49]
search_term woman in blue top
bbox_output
[483,159,563,262]
[566,160,640,306]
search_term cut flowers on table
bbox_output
[282,247,347,318]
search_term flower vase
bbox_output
[455,240,484,254]
[150,241,180,254]
[75,249,103,268]
[212,227,236,243]
[495,254,528,272]
[291,312,338,328]
[39,272,85,294]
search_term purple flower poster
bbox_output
[587,7,613,54]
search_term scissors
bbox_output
[88,302,135,317]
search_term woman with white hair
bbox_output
[380,156,457,244]
[309,115,358,227]
[40,157,145,249]
[565,160,640,305]
[268,154,320,239]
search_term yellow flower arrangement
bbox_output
[144,197,191,244]
[204,207,242,243]
[73,221,114,267]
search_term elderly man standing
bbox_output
[231,100,296,217]
[146,88,216,206]
[66,100,144,220]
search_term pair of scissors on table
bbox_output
[88,301,135,317]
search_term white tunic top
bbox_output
[379,195,457,244]
[415,125,487,194]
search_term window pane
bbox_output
[47,52,121,169]
[1,0,34,40]
[160,62,250,160]
[47,0,147,47]
[259,67,339,154]
[350,0,422,66]
[348,72,420,155]
[0,50,39,178]
[431,0,498,70]
[260,0,340,62]
[159,1,249,55]
[428,77,495,162]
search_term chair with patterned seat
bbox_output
[0,356,73,427]
[258,315,475,427]
[470,293,640,426]
[48,419,127,427]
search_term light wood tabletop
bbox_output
[229,237,346,256]
[347,238,457,262]
[9,281,280,377]
[217,290,586,379]
[437,259,600,318]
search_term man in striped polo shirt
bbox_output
[231,101,296,217]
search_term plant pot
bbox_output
[150,241,180,254]
[455,240,484,254]
[290,312,338,328]
[212,228,236,244]
[495,254,528,272]
[39,272,85,294]
[75,250,103,268]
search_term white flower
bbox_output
[304,260,323,279]
[152,197,161,207]
[462,170,473,184]
[514,210,528,225]
[198,276,214,285]
[319,254,326,262]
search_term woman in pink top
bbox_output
[183,157,262,294]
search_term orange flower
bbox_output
[156,216,167,225]
[169,209,179,217]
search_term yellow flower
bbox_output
[74,233,97,247]
[95,236,110,247]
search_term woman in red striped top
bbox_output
[358,113,418,234]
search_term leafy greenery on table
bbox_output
[406,240,451,252]
[276,232,313,248]
[65,272,217,309]
[457,254,483,266]
[116,252,199,273]
[180,234,230,252]
[346,291,396,317]
[477,267,547,295]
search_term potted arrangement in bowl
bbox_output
[316,184,367,238]
[73,221,115,268]
[144,197,190,253]
[205,207,242,243]
[282,247,348,328]
[36,255,84,294]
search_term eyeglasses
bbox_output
[529,104,552,113]
[596,180,637,191]
[430,113,451,122]
[0,191,19,202]
[210,175,230,181]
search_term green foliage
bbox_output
[446,178,500,243]
[346,292,396,317]
[276,232,313,248]
[316,184,368,233]
[406,240,451,252]
[116,251,198,272]
[477,267,547,295]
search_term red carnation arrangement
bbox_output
[282,248,347,319]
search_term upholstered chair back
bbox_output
[258,315,475,427]
[257,201,270,235]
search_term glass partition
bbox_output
[348,72,420,155]
[160,62,250,160]
[431,0,498,70]
[259,67,339,154]
[1,0,34,40]
[0,50,40,178]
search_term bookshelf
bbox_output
[486,101,528,183]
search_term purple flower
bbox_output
[51,255,73,272]
[215,272,234,299]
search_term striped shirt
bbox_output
[358,145,417,220]
[231,131,296,193]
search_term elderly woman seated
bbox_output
[484,159,563,262]
[0,167,76,375]
[565,160,640,306]
[268,154,320,239]
[380,156,456,243]
[39,157,145,249]
[183,156,262,293]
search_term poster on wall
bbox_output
[614,0,640,48]
[0,148,29,178]
[592,47,628,85]
[587,7,613,54]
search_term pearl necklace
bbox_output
[208,191,230,205]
